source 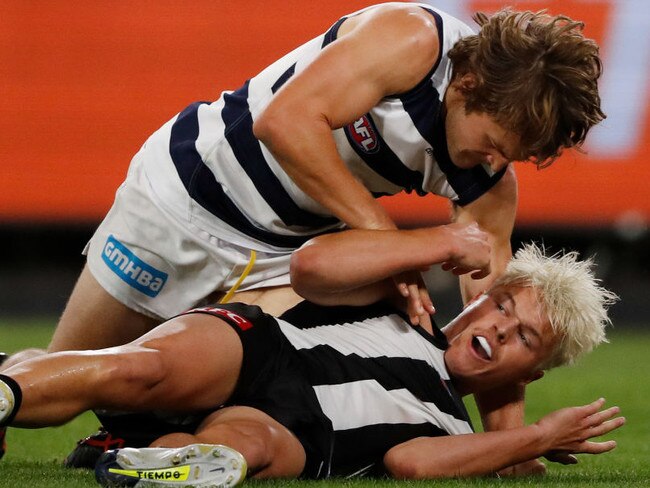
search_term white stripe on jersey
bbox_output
[369,97,457,198]
[277,314,449,378]
[313,379,472,435]
[198,102,286,231]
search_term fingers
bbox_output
[441,261,491,279]
[545,451,578,465]
[420,287,435,315]
[587,415,626,439]
[579,399,625,437]
[583,397,607,414]
[396,281,409,298]
[579,439,618,455]
[548,439,617,461]
[576,399,625,441]
[394,272,435,325]
[585,404,620,427]
[541,398,624,460]
[470,266,491,280]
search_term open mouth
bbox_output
[472,335,492,360]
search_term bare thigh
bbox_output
[6,314,244,427]
[49,264,161,351]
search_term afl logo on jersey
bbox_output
[346,115,380,154]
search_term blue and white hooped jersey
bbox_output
[140,4,505,251]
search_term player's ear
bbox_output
[458,73,478,92]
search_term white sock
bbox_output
[0,379,16,424]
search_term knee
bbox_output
[198,422,275,474]
[101,347,168,403]
[0,348,46,370]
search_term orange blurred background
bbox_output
[2,0,648,228]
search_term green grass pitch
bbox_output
[1,319,649,488]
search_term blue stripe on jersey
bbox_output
[271,63,296,94]
[271,19,343,103]
[344,112,427,196]
[322,18,346,47]
[401,9,506,206]
[221,81,339,228]
[431,115,507,206]
[169,102,326,249]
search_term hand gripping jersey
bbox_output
[139,4,505,250]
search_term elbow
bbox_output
[290,243,326,300]
[385,445,463,480]
[253,104,289,148]
[252,110,272,144]
[384,449,431,480]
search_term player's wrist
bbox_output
[529,421,554,455]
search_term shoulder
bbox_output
[339,3,441,56]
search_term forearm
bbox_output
[385,427,546,479]
[452,167,517,304]
[386,398,625,479]
[290,227,457,300]
[299,279,396,307]
[254,102,395,232]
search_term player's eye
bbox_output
[518,328,530,347]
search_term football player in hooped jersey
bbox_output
[1,2,605,471]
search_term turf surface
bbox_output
[1,319,649,488]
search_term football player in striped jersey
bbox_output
[0,237,620,482]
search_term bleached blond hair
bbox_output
[492,243,618,369]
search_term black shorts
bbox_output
[98,303,332,479]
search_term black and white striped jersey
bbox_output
[95,300,472,478]
[139,4,505,251]
[278,301,472,478]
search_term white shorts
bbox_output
[85,156,292,320]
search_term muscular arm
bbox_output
[452,166,518,304]
[383,399,623,479]
[290,223,490,306]
[253,4,439,231]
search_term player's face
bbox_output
[445,106,524,173]
[444,285,556,395]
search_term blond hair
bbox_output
[492,243,617,368]
[448,9,605,167]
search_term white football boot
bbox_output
[95,443,247,488]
